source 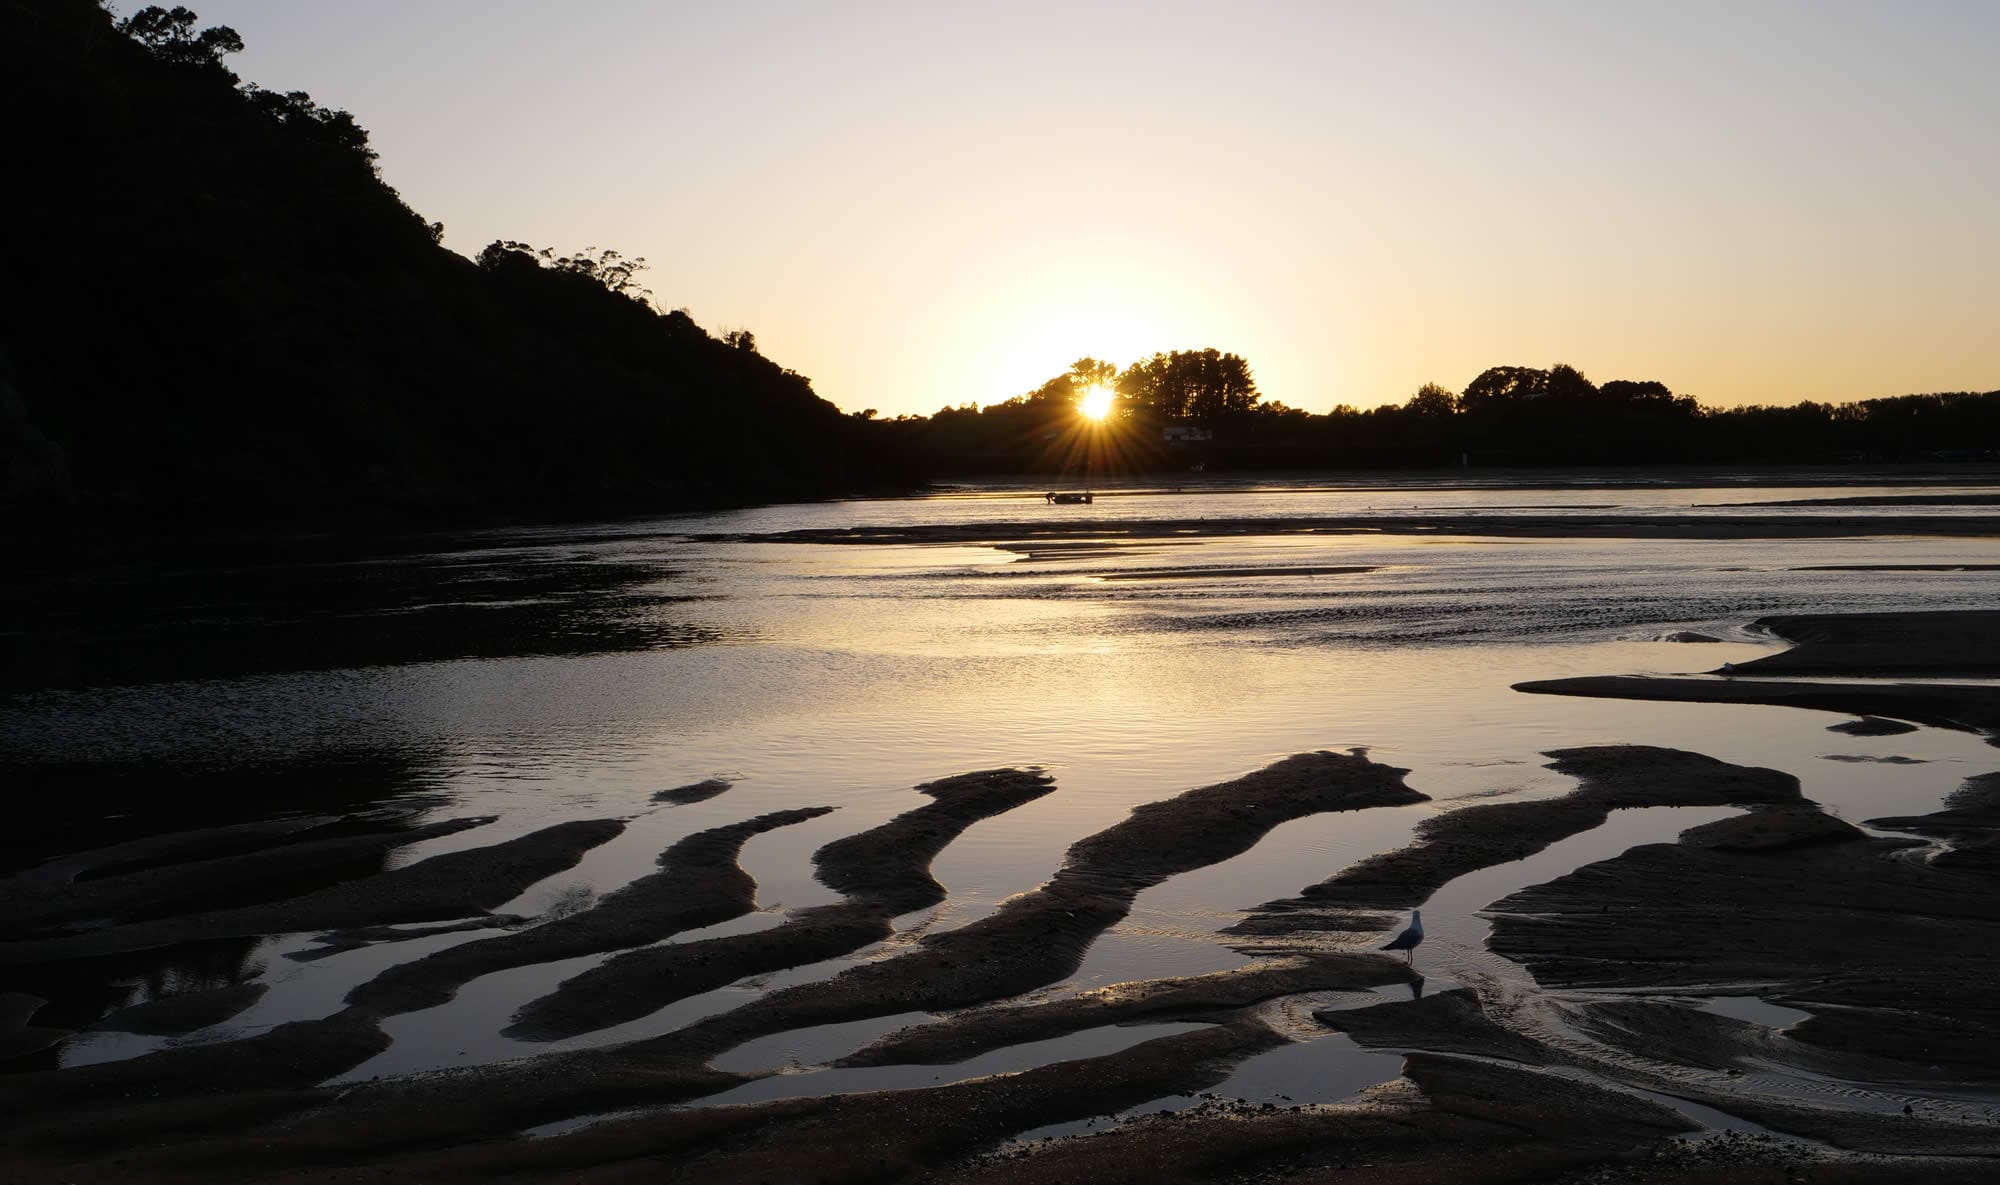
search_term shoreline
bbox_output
[707,511,2000,546]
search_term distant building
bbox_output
[1161,424,1213,443]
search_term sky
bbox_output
[177,1,1997,417]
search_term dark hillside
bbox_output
[1,1,906,525]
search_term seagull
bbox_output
[1382,909,1424,963]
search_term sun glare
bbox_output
[1079,384,1115,421]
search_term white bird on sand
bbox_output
[1382,909,1424,963]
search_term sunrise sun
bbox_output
[1079,384,1115,421]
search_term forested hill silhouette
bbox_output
[2,2,910,526]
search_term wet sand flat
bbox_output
[1518,675,2000,739]
[1233,746,1800,935]
[508,769,1055,1040]
[0,815,492,935]
[8,602,2000,1182]
[0,819,625,968]
[1733,610,2000,676]
[348,807,834,1017]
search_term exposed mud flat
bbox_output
[1480,611,2000,1153]
[1493,802,2000,1085]
[1519,675,2000,741]
[0,992,69,1060]
[938,1054,1698,1185]
[1520,612,2000,740]
[1869,771,2000,840]
[509,769,1056,1041]
[0,752,1445,1180]
[836,953,1414,1068]
[1232,745,1800,934]
[651,776,736,806]
[87,981,267,1035]
[0,818,624,968]
[1732,611,2000,677]
[0,814,491,935]
[581,750,1424,1067]
[9,813,339,886]
[5,609,2000,1182]
[1827,716,1919,737]
[348,807,833,1017]
[1321,983,2000,1159]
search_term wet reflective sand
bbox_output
[5,471,2000,1181]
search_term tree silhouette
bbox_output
[1599,379,1675,402]
[117,6,242,75]
[550,247,651,302]
[475,241,654,305]
[241,86,376,165]
[1545,362,1597,401]
[1014,358,1123,416]
[1404,382,1459,416]
[1119,349,1259,426]
[1068,357,1119,393]
[1460,365,1549,410]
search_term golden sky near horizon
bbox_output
[190,1,1997,417]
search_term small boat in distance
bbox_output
[1045,490,1094,504]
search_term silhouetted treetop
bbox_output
[1119,349,1259,426]
[241,86,375,165]
[1545,362,1596,400]
[117,5,241,75]
[1017,358,1107,410]
[1460,365,1551,409]
[476,241,654,305]
[1457,364,1689,414]
[1069,357,1119,393]
[1404,382,1459,417]
[1598,379,1677,403]
[998,352,1260,429]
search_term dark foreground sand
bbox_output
[1518,611,2000,739]
[4,612,2000,1182]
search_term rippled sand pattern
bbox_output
[6,476,2000,1182]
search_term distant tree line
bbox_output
[886,356,1999,476]
[1334,363,2000,468]
[999,351,1261,424]
[871,352,1263,476]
